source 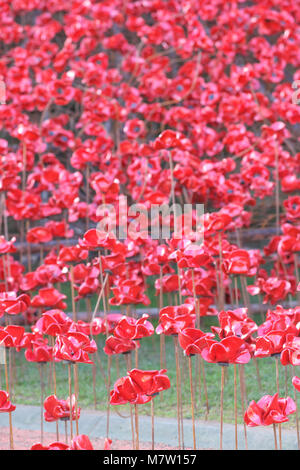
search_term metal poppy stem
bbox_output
[220,365,225,450]
[73,363,79,435]
[200,357,209,419]
[4,348,13,450]
[85,164,90,231]
[293,366,300,449]
[273,423,278,450]
[64,419,68,445]
[173,336,182,449]
[135,347,139,368]
[275,357,282,449]
[159,265,166,403]
[274,145,280,237]
[191,268,209,418]
[218,232,225,310]
[38,363,45,444]
[92,363,97,408]
[234,364,238,450]
[50,337,59,441]
[151,398,155,450]
[26,219,32,271]
[70,265,77,323]
[188,356,196,450]
[106,355,112,438]
[91,271,109,330]
[98,254,108,331]
[125,354,135,449]
[238,365,248,449]
[67,362,73,441]
[134,404,139,450]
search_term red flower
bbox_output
[44,394,80,422]
[0,325,25,350]
[201,336,251,364]
[110,376,152,405]
[0,293,31,316]
[58,246,88,263]
[104,438,112,450]
[113,314,154,340]
[34,310,73,336]
[104,336,139,356]
[156,304,195,336]
[280,335,300,366]
[128,369,171,396]
[110,280,150,306]
[292,376,300,393]
[284,196,300,221]
[0,236,16,255]
[80,229,124,254]
[248,277,291,304]
[155,274,179,294]
[26,226,53,244]
[31,442,69,450]
[255,331,287,358]
[74,318,104,336]
[178,328,214,356]
[53,333,97,364]
[211,308,258,341]
[244,393,296,426]
[31,288,67,310]
[154,130,184,150]
[222,249,251,276]
[25,338,53,363]
[70,435,94,450]
[0,391,16,413]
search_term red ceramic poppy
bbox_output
[280,335,300,366]
[53,332,97,364]
[44,394,80,422]
[156,304,195,336]
[113,314,154,340]
[0,293,31,316]
[26,226,53,244]
[244,393,296,426]
[292,376,300,393]
[104,335,139,356]
[0,236,17,254]
[128,369,171,396]
[25,339,53,363]
[104,438,112,450]
[211,308,258,341]
[70,435,94,450]
[222,249,251,276]
[110,375,152,405]
[201,336,251,364]
[110,279,150,306]
[255,331,287,358]
[74,318,104,336]
[178,328,214,356]
[31,288,67,310]
[34,310,73,336]
[31,442,69,450]
[0,391,16,413]
[0,325,25,350]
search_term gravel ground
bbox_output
[0,427,180,450]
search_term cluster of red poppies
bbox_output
[0,0,300,450]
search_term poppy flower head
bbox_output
[244,393,296,427]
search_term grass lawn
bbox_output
[6,314,300,427]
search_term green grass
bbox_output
[6,315,300,426]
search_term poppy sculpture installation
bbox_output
[0,0,300,452]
